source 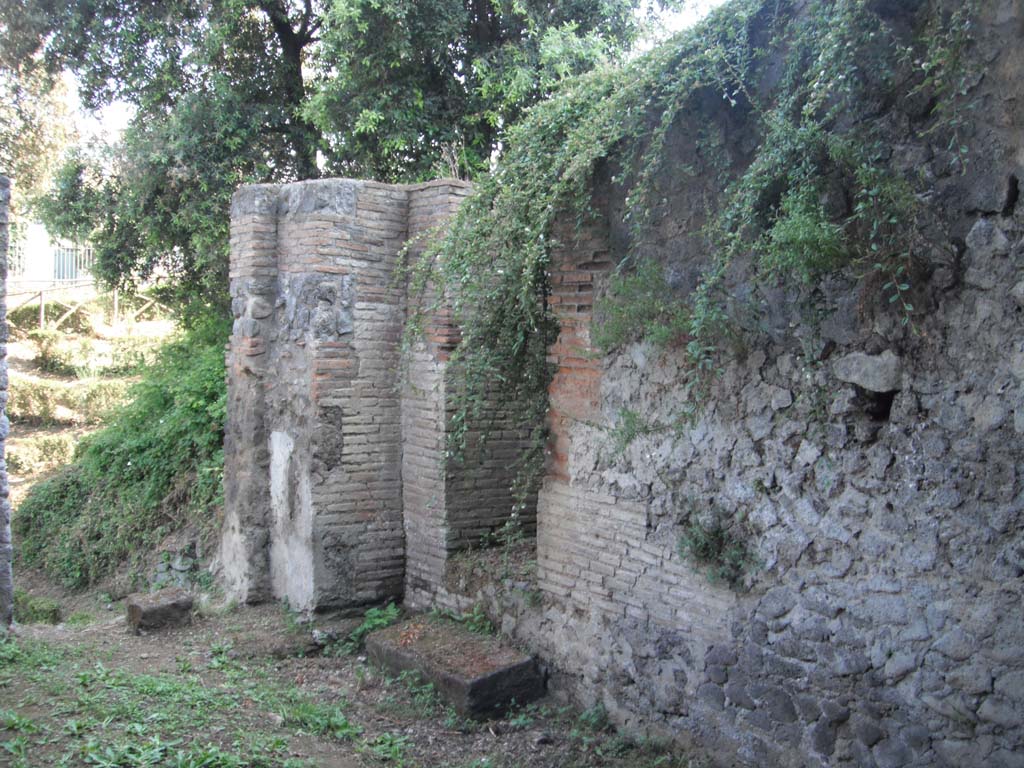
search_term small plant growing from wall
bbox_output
[677,505,755,589]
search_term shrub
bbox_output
[12,590,61,625]
[678,513,755,589]
[27,329,78,376]
[13,318,229,588]
[340,602,402,654]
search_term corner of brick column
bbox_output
[221,183,279,604]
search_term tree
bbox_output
[306,0,646,181]
[2,0,326,308]
[0,63,76,213]
[3,0,670,304]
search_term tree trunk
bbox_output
[257,0,321,180]
[0,176,12,632]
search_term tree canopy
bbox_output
[0,63,75,213]
[1,0,673,307]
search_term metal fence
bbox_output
[7,221,95,290]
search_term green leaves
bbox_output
[14,319,230,588]
[406,0,974,507]
[308,0,651,182]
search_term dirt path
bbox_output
[2,602,703,768]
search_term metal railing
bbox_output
[8,222,96,290]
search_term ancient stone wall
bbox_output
[410,5,1024,767]
[0,177,11,630]
[225,4,1023,762]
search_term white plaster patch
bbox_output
[219,505,253,602]
[269,431,315,611]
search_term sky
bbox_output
[659,0,730,34]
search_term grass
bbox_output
[0,635,319,767]
[12,589,61,625]
[0,611,709,768]
[7,372,131,426]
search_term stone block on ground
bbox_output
[366,617,544,718]
[126,587,193,632]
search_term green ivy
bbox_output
[402,0,976,510]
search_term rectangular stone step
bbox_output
[126,587,193,633]
[366,617,544,719]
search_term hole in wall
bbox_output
[1003,174,1020,217]
[860,389,898,421]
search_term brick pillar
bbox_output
[401,182,472,607]
[223,179,412,611]
[222,177,535,612]
[536,216,615,602]
[0,177,10,630]
[401,182,544,609]
[221,184,279,603]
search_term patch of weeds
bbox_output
[192,569,216,592]
[378,670,442,720]
[65,611,96,627]
[463,603,495,635]
[360,732,411,765]
[608,408,655,456]
[434,603,496,636]
[678,510,755,589]
[279,700,361,741]
[0,637,65,674]
[337,602,401,654]
[280,602,308,635]
[576,704,609,734]
[62,718,93,738]
[0,709,39,733]
[1,735,30,766]
[167,743,245,768]
[506,702,539,730]
[401,670,440,710]
[208,641,235,670]
[593,260,692,352]
[12,589,61,624]
[82,734,179,766]
[442,706,480,733]
[234,732,288,758]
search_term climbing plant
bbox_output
[405,0,977,508]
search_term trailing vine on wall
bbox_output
[402,0,977,535]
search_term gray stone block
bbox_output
[366,618,543,719]
[126,587,193,632]
[833,351,902,393]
